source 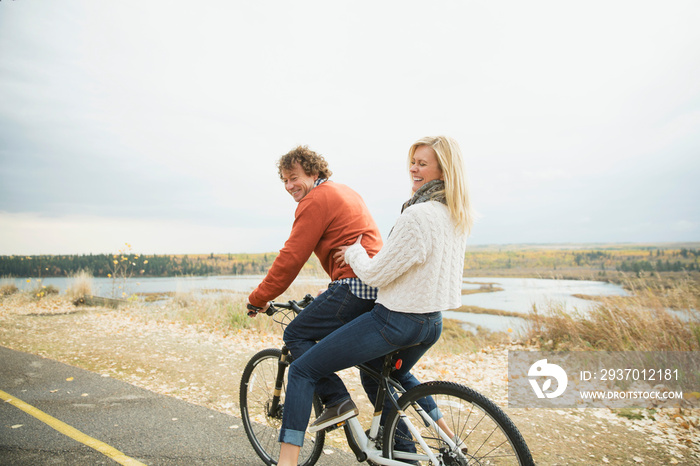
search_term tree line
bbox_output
[2,247,697,278]
[463,246,699,272]
[0,253,291,278]
[616,260,697,273]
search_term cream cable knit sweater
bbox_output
[344,201,468,313]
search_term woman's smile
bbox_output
[409,145,443,192]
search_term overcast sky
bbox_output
[1,0,699,256]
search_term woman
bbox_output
[277,136,473,465]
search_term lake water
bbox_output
[451,277,628,334]
[7,275,325,296]
[7,275,628,335]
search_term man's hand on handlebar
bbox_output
[246,301,270,317]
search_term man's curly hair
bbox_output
[277,145,333,180]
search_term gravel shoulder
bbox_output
[1,296,698,465]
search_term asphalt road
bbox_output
[0,346,353,465]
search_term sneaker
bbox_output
[308,399,359,433]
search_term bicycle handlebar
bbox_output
[246,294,315,317]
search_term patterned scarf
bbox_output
[401,179,447,213]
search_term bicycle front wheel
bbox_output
[239,348,325,466]
[383,381,533,465]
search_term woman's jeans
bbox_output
[280,304,443,447]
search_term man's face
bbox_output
[280,162,318,202]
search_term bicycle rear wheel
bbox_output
[383,381,533,465]
[240,348,325,466]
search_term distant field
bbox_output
[463,242,700,281]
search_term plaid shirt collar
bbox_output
[313,178,328,188]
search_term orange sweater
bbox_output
[248,181,382,308]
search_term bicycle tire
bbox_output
[383,381,534,466]
[240,348,325,466]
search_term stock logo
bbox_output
[528,359,568,399]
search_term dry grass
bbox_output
[434,318,511,354]
[131,282,325,336]
[526,276,700,351]
[67,269,94,301]
[1,278,59,302]
[140,291,278,335]
[15,279,60,301]
[1,281,19,297]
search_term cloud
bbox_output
[522,169,572,182]
[0,211,289,256]
[1,1,699,254]
[672,220,699,233]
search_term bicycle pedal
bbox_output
[323,421,346,432]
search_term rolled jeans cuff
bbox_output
[429,406,443,422]
[279,428,306,447]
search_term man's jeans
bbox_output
[280,304,443,447]
[283,282,375,407]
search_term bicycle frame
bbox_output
[342,396,463,465]
[340,355,465,465]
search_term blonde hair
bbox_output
[408,136,474,234]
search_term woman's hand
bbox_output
[333,246,350,267]
[334,235,362,267]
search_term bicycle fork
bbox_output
[268,345,292,419]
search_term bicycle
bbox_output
[240,295,534,466]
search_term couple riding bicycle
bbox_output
[247,137,473,466]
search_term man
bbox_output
[247,145,382,431]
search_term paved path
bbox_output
[0,346,352,465]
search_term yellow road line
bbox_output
[1,389,147,466]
